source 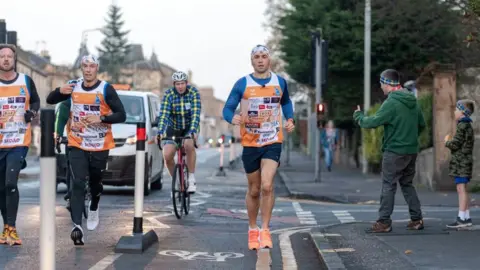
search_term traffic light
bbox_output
[317,103,325,114]
[316,103,327,126]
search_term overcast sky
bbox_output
[0,0,270,101]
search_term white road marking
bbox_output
[332,210,356,223]
[279,227,312,270]
[88,253,122,270]
[159,250,244,261]
[292,202,317,225]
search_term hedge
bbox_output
[362,92,433,165]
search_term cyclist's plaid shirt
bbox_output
[158,85,202,135]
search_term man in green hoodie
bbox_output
[55,100,71,207]
[353,69,425,233]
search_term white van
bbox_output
[55,90,165,196]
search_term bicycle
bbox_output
[56,137,90,219]
[158,135,197,219]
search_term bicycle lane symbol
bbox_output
[158,250,244,262]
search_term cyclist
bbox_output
[0,44,40,246]
[222,44,295,250]
[156,71,201,193]
[46,55,126,245]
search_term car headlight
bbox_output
[208,138,213,144]
[126,136,137,145]
[218,138,223,144]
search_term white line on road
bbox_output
[88,253,122,270]
[292,202,317,225]
[279,227,312,270]
[332,210,356,223]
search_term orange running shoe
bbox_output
[6,227,22,246]
[0,225,8,244]
[260,228,273,249]
[248,228,260,250]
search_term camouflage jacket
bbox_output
[445,120,474,178]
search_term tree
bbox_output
[97,4,130,83]
[275,0,468,123]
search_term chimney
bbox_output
[40,49,51,62]
[0,19,6,43]
[188,69,193,83]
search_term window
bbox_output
[118,95,145,124]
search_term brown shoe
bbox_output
[407,219,424,230]
[367,221,392,233]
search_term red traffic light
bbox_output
[317,103,325,113]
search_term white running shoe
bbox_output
[87,202,99,231]
[187,174,196,193]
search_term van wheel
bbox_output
[144,157,152,196]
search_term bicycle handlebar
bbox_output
[157,135,198,151]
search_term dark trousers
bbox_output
[68,147,108,226]
[378,151,423,224]
[0,147,28,227]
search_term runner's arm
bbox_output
[189,87,201,134]
[55,100,71,137]
[103,84,126,124]
[157,92,172,135]
[26,76,40,112]
[279,77,294,121]
[46,87,70,104]
[222,78,244,124]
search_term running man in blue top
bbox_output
[222,44,295,250]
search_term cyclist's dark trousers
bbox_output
[68,147,109,226]
[0,146,28,227]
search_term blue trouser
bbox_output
[323,147,333,168]
[0,146,28,227]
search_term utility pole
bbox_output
[313,30,322,182]
[363,0,371,174]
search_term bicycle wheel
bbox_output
[171,164,183,219]
[183,164,190,215]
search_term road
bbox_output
[1,145,324,270]
[4,145,479,269]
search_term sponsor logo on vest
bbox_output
[271,97,280,103]
[3,138,20,143]
[274,87,281,96]
[19,88,25,96]
[245,123,260,128]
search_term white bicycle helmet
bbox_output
[172,71,188,82]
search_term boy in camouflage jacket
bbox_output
[445,99,475,228]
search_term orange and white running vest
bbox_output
[239,72,284,147]
[0,73,32,148]
[68,81,115,151]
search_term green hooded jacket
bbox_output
[55,100,70,136]
[353,89,426,155]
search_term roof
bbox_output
[16,48,50,71]
[116,89,159,98]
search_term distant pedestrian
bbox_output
[320,120,338,171]
[353,69,425,233]
[445,99,475,228]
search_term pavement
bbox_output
[278,149,480,270]
[278,150,480,207]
